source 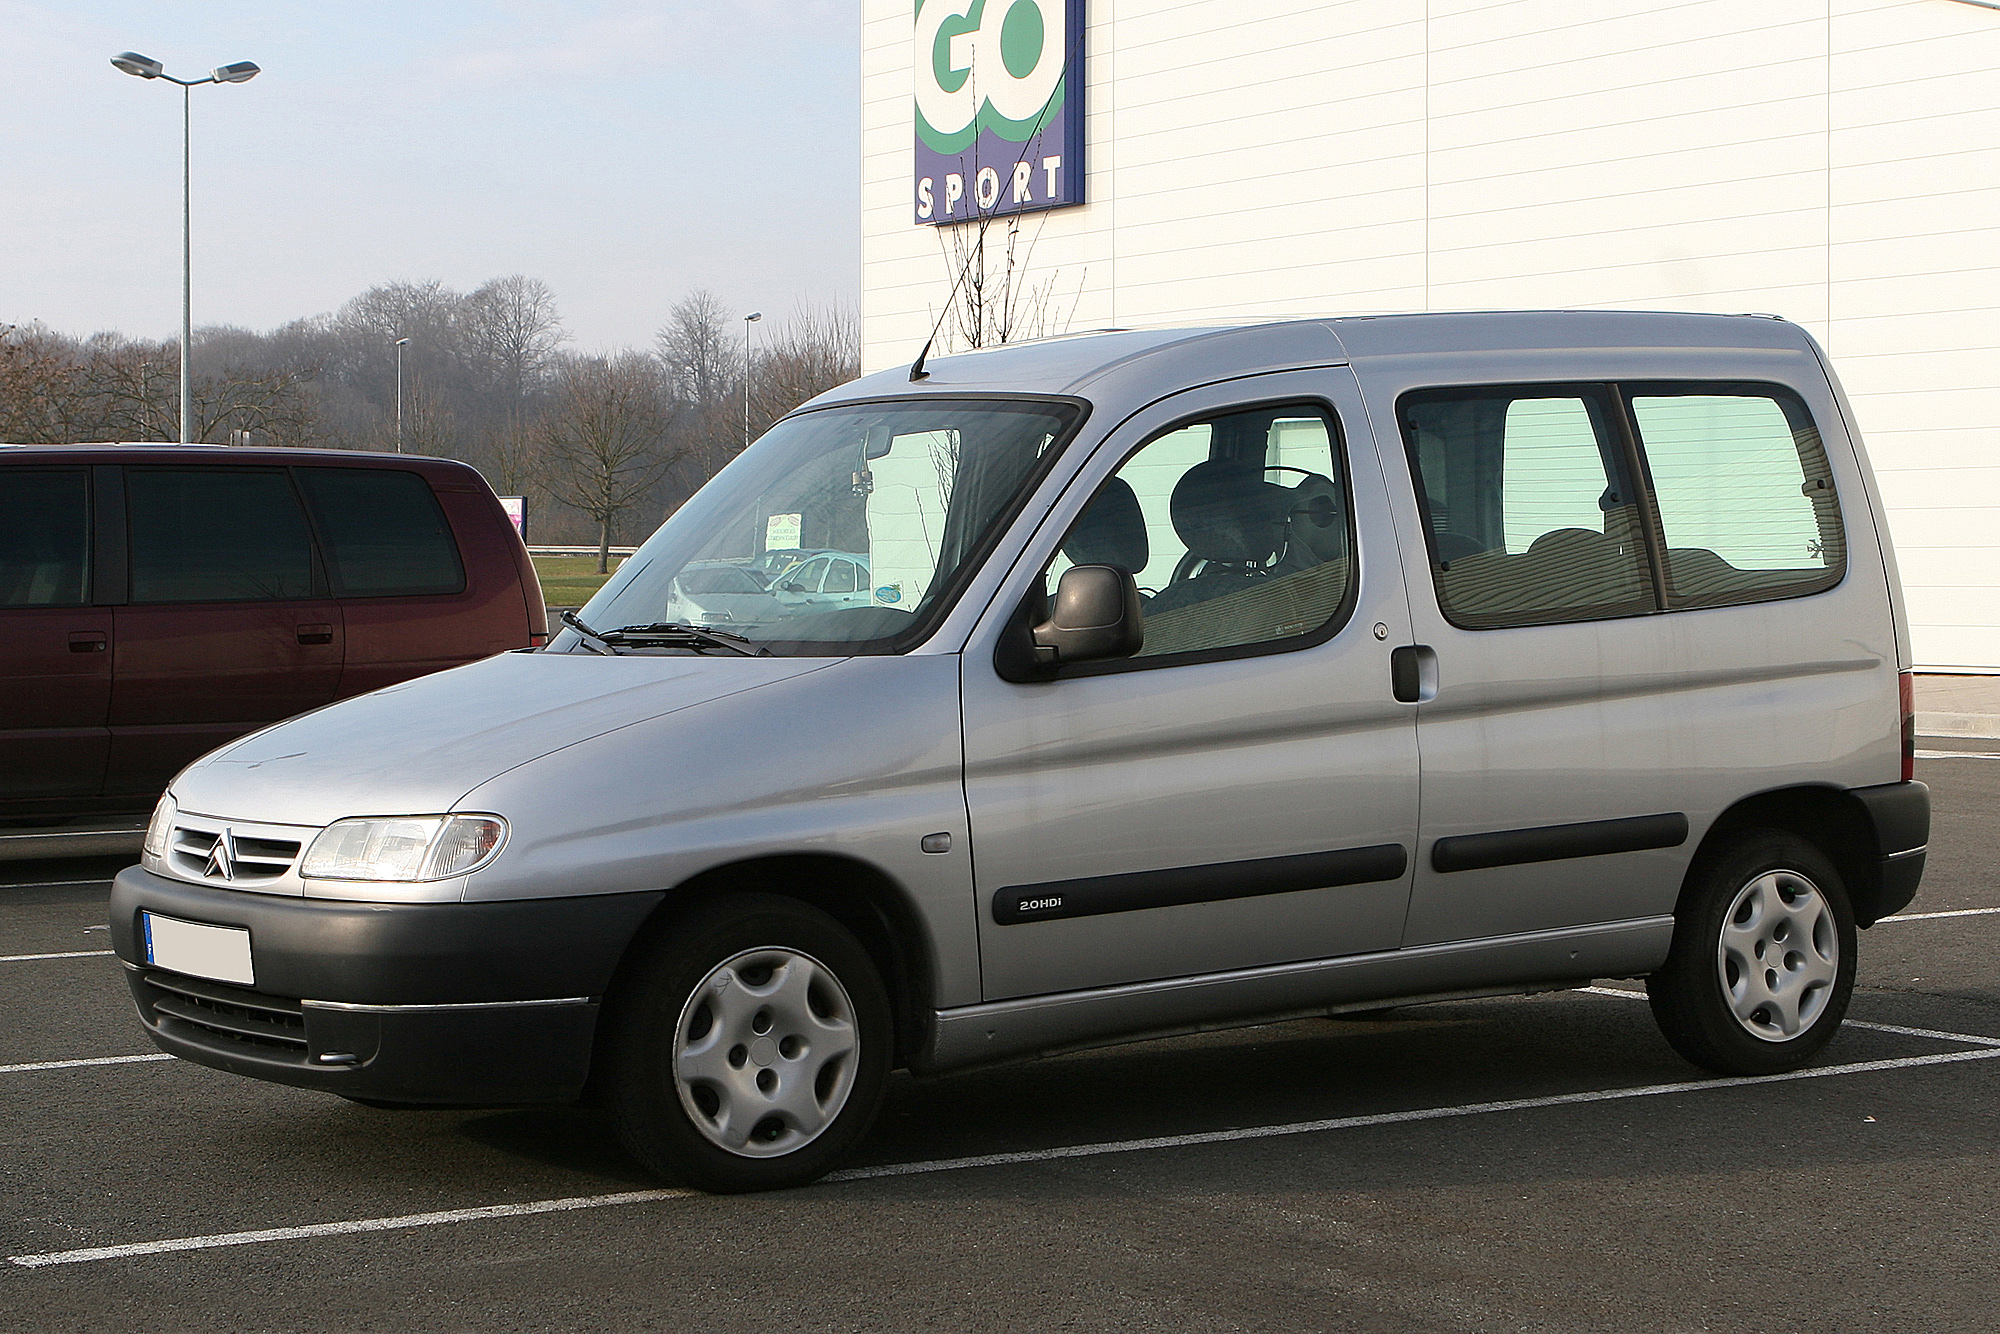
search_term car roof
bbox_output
[0,442,487,486]
[805,310,1818,409]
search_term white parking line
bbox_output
[13,1039,2000,1268]
[1882,906,2000,923]
[0,1054,172,1076]
[0,950,113,963]
[7,1190,696,1269]
[1915,749,2000,760]
[1579,986,2000,1044]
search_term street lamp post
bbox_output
[743,311,762,449]
[111,52,260,446]
[395,337,411,453]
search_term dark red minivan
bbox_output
[0,445,545,823]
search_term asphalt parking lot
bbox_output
[3,746,1996,1333]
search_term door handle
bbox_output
[296,624,335,646]
[1391,645,1437,703]
[68,632,108,654]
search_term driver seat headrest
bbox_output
[1170,459,1288,563]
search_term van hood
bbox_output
[175,650,835,827]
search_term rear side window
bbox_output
[127,469,315,604]
[1400,387,1654,628]
[0,469,89,607]
[1628,387,1844,607]
[296,468,465,598]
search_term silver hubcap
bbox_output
[672,947,860,1158]
[1717,870,1839,1042]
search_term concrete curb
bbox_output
[1917,712,2000,740]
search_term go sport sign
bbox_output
[913,0,1084,225]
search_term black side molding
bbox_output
[1431,812,1689,874]
[993,844,1409,925]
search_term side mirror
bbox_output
[1033,565,1143,667]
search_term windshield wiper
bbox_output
[610,622,768,656]
[559,609,622,655]
[562,610,767,657]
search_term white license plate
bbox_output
[142,912,254,987]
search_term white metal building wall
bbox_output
[861,1,2000,669]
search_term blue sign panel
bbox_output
[913,0,1085,226]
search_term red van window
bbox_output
[0,470,89,607]
[296,468,465,598]
[127,469,315,603]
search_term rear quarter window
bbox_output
[297,468,465,598]
[1627,385,1845,608]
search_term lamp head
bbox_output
[111,52,164,79]
[744,311,763,323]
[212,61,260,83]
[395,337,412,347]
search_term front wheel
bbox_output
[602,893,892,1192]
[1648,830,1857,1076]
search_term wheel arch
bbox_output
[1690,784,1893,927]
[597,852,935,1072]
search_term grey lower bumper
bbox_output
[109,866,665,1104]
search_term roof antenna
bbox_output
[908,51,1073,385]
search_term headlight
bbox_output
[142,793,177,864]
[300,814,508,882]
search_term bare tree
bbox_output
[751,303,859,426]
[653,290,736,408]
[537,354,683,572]
[467,275,568,413]
[933,213,1077,352]
[1,324,317,445]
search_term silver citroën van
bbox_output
[111,312,1929,1191]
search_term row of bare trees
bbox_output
[1,279,858,562]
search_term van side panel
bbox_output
[1353,335,1900,947]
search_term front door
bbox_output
[962,370,1420,1001]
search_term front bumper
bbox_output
[110,866,663,1104]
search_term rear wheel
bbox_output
[602,893,891,1192]
[1648,830,1856,1075]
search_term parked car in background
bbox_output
[770,551,872,613]
[745,548,812,588]
[0,444,544,824]
[663,562,787,630]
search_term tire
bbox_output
[601,893,892,1193]
[1648,829,1857,1076]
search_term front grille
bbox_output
[166,826,302,884]
[138,969,308,1059]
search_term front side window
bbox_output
[127,469,315,604]
[577,397,1081,654]
[1401,387,1654,628]
[0,469,90,607]
[1628,386,1844,606]
[1044,402,1355,661]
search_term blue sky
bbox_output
[3,1,860,350]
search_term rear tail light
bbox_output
[528,631,549,648]
[1900,670,1916,782]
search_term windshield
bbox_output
[565,397,1082,655]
